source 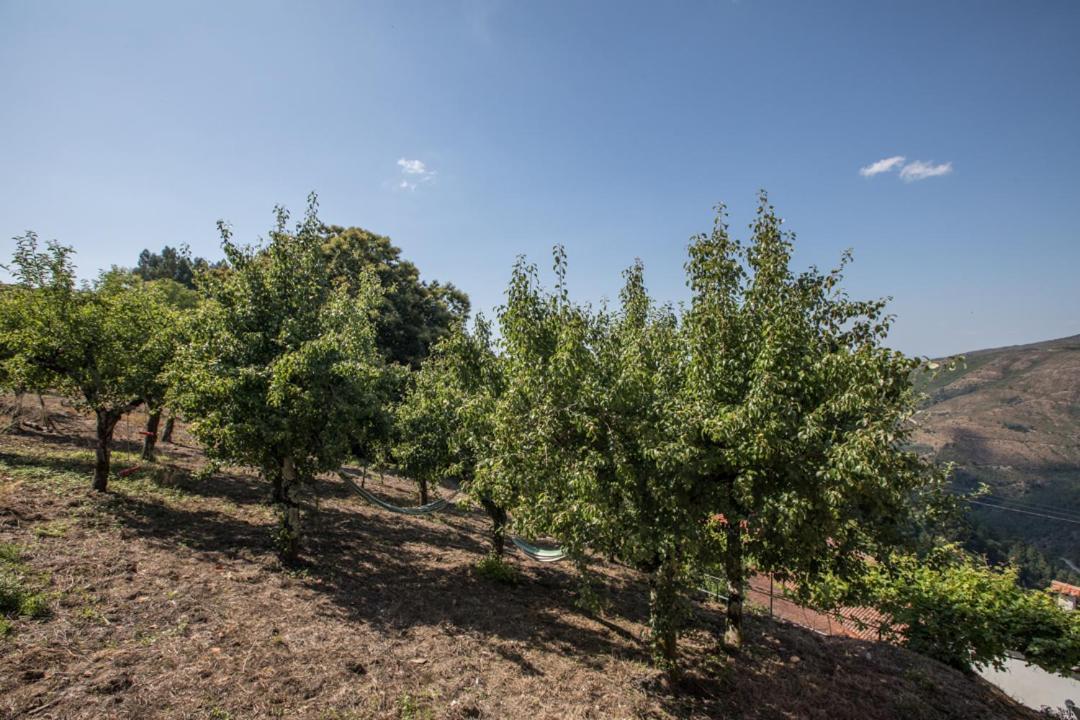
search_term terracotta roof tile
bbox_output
[1050,580,1080,598]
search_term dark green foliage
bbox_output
[320,226,469,368]
[133,245,221,289]
[168,196,391,558]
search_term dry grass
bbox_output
[0,396,1041,719]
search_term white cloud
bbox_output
[899,160,953,182]
[859,155,906,177]
[395,157,436,191]
[398,158,429,175]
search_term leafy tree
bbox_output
[320,226,469,368]
[168,196,390,559]
[395,318,508,554]
[870,546,1080,674]
[483,250,695,668]
[133,245,220,289]
[1,234,167,490]
[484,195,946,670]
[136,279,198,461]
[676,195,946,648]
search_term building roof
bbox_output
[1049,580,1080,598]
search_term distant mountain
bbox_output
[912,334,1080,583]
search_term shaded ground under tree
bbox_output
[0,397,1043,719]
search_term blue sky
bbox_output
[1,0,1077,357]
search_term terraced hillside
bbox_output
[913,334,1080,579]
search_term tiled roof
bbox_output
[1050,580,1080,598]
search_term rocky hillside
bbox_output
[912,334,1080,578]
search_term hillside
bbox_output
[0,398,1040,720]
[912,333,1080,577]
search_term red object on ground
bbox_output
[118,465,143,478]
[137,431,156,438]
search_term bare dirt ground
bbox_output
[0,396,1042,719]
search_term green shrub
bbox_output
[474,554,520,585]
[871,546,1080,674]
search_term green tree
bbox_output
[136,279,198,461]
[484,250,693,669]
[133,245,220,289]
[320,226,469,368]
[168,196,390,559]
[484,195,945,670]
[395,318,508,554]
[1,233,166,490]
[871,546,1080,674]
[677,195,944,648]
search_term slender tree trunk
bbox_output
[93,409,121,492]
[418,477,429,505]
[36,394,56,432]
[723,526,745,649]
[160,415,175,443]
[2,391,25,433]
[277,456,301,560]
[269,466,285,504]
[648,557,680,676]
[480,495,507,557]
[141,409,161,461]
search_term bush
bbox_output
[474,554,520,585]
[871,546,1080,674]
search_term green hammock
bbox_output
[511,536,567,563]
[338,469,450,516]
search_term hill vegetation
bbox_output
[913,335,1080,587]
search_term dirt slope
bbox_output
[0,398,1041,719]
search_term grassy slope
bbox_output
[912,334,1080,566]
[0,399,1040,720]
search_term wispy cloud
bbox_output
[396,157,436,191]
[859,155,906,177]
[899,160,953,182]
[859,155,954,183]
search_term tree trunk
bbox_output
[648,557,680,676]
[161,415,175,443]
[141,409,161,461]
[93,409,121,492]
[36,394,56,432]
[418,477,429,505]
[269,467,285,504]
[480,495,507,557]
[723,526,745,649]
[277,456,301,560]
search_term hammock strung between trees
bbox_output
[338,468,451,516]
[337,467,569,562]
[511,536,567,563]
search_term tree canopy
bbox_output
[168,197,392,558]
[320,225,469,368]
[394,317,507,552]
[1,233,177,489]
[481,195,946,669]
[133,245,221,289]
